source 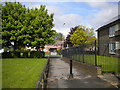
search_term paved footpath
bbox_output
[47,56,116,88]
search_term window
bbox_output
[116,41,120,49]
[109,42,116,54]
[115,24,119,31]
[109,24,119,37]
[109,25,115,37]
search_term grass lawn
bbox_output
[72,55,120,73]
[2,58,47,88]
[45,52,50,55]
[97,56,120,73]
[0,59,2,89]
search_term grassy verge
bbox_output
[72,55,120,73]
[97,56,119,73]
[0,58,2,89]
[45,52,50,55]
[2,58,47,88]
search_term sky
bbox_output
[1,0,120,37]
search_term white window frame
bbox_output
[109,25,115,37]
[115,24,119,31]
[109,24,119,37]
[116,41,120,50]
[109,42,116,54]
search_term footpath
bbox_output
[46,56,116,88]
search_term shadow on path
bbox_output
[47,56,116,88]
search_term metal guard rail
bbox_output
[36,58,50,89]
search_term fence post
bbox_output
[83,50,85,63]
[95,40,97,66]
[69,59,73,78]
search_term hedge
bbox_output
[30,51,45,58]
[2,52,13,58]
[2,51,45,58]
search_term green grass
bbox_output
[2,58,47,88]
[97,56,120,73]
[0,59,2,90]
[72,55,120,73]
[45,52,50,55]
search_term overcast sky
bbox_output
[2,0,119,37]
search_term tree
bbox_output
[64,26,79,47]
[70,25,96,46]
[0,3,2,47]
[2,2,56,51]
[26,6,56,51]
[2,2,27,51]
[54,32,64,41]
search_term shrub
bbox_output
[2,52,13,58]
[2,50,30,58]
[13,51,21,58]
[57,49,62,55]
[20,50,29,58]
[30,51,45,58]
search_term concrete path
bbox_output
[47,56,115,88]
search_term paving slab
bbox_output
[47,56,116,88]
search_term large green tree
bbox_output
[26,6,56,50]
[2,2,56,51]
[2,2,27,51]
[70,25,96,46]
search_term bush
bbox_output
[2,51,21,58]
[30,51,45,58]
[20,50,29,58]
[2,52,13,58]
[13,51,21,58]
[2,50,30,58]
[57,49,62,55]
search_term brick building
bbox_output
[97,15,120,57]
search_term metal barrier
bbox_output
[62,41,120,74]
[36,58,50,90]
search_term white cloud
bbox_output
[46,5,63,15]
[53,27,70,37]
[26,4,63,15]
[87,2,118,29]
[53,14,83,37]
[54,14,82,28]
[46,5,83,37]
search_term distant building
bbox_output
[97,15,120,57]
[54,41,64,47]
[44,40,64,52]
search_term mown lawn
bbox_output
[72,55,120,73]
[0,58,2,89]
[45,52,50,55]
[97,56,120,73]
[2,58,47,88]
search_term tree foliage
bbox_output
[54,32,64,41]
[70,25,96,46]
[2,2,56,51]
[25,6,56,50]
[2,2,27,51]
[64,26,79,47]
[65,25,96,47]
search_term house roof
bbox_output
[54,41,64,45]
[97,15,120,31]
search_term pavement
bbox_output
[46,56,116,88]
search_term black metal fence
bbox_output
[62,40,120,74]
[36,58,50,89]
